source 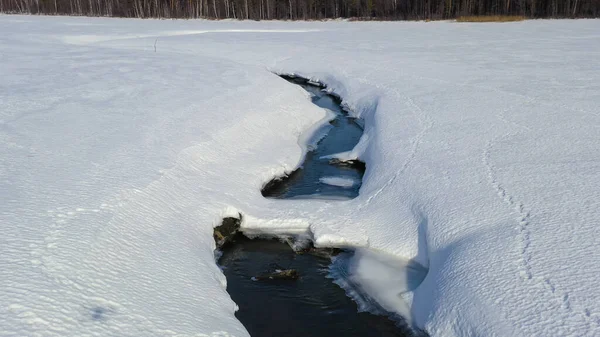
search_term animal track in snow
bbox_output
[483,135,598,330]
[362,95,433,208]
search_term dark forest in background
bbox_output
[1,0,598,20]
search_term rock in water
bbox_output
[254,269,300,281]
[213,215,242,249]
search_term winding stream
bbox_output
[261,75,365,199]
[217,75,424,337]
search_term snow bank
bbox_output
[329,248,428,323]
[2,15,599,337]
[0,17,325,336]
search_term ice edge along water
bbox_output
[261,74,365,200]
[235,74,428,334]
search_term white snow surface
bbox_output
[1,15,600,337]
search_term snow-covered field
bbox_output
[1,15,599,337]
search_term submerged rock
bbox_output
[253,269,300,281]
[285,236,342,258]
[213,215,242,249]
[307,247,342,259]
[295,246,342,259]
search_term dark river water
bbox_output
[218,75,416,337]
[261,75,365,200]
[219,236,409,337]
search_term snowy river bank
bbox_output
[262,75,365,199]
[218,76,426,336]
[2,16,599,337]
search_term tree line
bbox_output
[1,0,598,20]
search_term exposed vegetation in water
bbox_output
[456,15,526,21]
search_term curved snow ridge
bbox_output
[62,29,320,45]
[297,108,337,152]
[361,94,433,209]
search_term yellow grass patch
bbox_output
[456,15,526,22]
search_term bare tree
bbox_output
[2,0,599,19]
